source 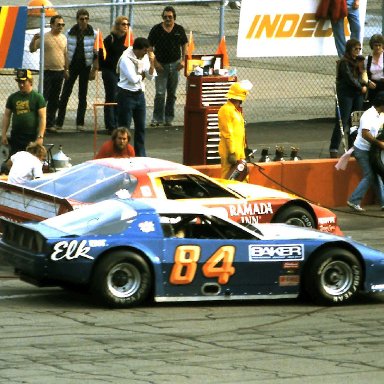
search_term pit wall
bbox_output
[194,158,374,208]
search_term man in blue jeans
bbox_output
[56,9,98,131]
[347,92,384,212]
[117,38,156,157]
[332,0,361,58]
[148,6,188,127]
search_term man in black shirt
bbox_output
[148,6,188,127]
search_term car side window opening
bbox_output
[160,175,236,200]
[159,214,255,240]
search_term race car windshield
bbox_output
[161,174,237,199]
[24,163,138,202]
[43,199,138,236]
[160,213,261,240]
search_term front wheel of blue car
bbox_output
[304,248,362,305]
[92,251,152,308]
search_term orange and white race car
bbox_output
[0,157,341,234]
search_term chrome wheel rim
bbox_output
[107,263,141,298]
[321,260,353,296]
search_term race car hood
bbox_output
[257,223,343,241]
[217,179,294,199]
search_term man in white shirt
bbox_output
[117,37,156,157]
[347,92,384,211]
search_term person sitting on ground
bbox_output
[94,127,135,159]
[7,142,47,184]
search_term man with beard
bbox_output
[94,127,135,159]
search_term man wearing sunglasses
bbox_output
[148,6,188,127]
[30,15,68,134]
[56,8,98,131]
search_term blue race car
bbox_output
[1,198,383,308]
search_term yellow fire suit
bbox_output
[218,101,246,178]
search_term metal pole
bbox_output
[128,0,134,28]
[334,84,347,153]
[38,7,45,94]
[219,0,225,41]
[110,0,116,28]
[382,0,384,34]
[121,0,129,23]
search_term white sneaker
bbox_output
[347,201,365,212]
[76,125,85,132]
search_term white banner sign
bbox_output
[237,0,367,57]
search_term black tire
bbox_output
[370,132,384,177]
[304,248,362,305]
[273,205,315,228]
[91,251,152,308]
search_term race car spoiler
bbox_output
[0,181,72,225]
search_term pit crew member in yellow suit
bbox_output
[218,80,253,179]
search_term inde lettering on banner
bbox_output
[237,0,367,57]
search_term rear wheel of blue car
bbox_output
[305,248,362,305]
[92,251,152,308]
[274,206,315,228]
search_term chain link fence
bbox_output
[1,0,383,129]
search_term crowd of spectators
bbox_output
[0,5,188,180]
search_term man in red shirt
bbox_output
[94,127,135,159]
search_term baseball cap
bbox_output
[15,69,33,81]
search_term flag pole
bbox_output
[95,29,100,102]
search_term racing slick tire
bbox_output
[273,206,315,228]
[304,248,362,305]
[91,251,152,308]
[369,132,384,177]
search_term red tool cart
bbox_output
[183,54,236,165]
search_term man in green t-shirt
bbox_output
[1,69,46,156]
